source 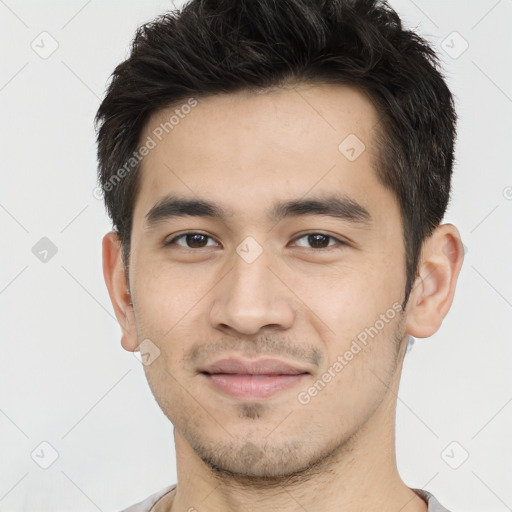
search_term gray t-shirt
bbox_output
[119,484,452,512]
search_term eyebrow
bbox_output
[144,193,373,229]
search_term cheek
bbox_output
[293,324,400,440]
[142,358,190,424]
[133,257,215,337]
[290,262,390,337]
[292,262,403,374]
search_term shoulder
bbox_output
[412,488,453,512]
[118,484,177,512]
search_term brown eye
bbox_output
[165,232,218,249]
[293,233,344,249]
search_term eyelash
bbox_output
[164,232,347,251]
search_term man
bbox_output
[95,0,464,510]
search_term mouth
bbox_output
[199,357,310,400]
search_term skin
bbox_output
[102,83,464,512]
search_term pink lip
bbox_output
[200,357,310,400]
[203,373,307,399]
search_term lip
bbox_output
[199,357,310,400]
[200,357,309,376]
[203,373,308,400]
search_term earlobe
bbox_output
[102,231,139,352]
[405,224,464,338]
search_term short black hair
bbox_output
[94,0,457,310]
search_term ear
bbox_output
[405,223,465,338]
[102,231,139,352]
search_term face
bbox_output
[126,84,409,478]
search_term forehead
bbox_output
[133,83,388,226]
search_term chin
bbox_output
[192,437,332,481]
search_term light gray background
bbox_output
[1,1,511,510]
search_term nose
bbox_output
[209,242,296,337]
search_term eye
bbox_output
[163,232,347,251]
[164,232,219,249]
[292,233,346,250]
